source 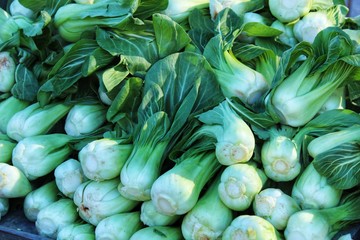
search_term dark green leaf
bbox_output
[37,39,100,105]
[214,8,243,48]
[19,0,71,16]
[188,8,214,32]
[96,27,159,75]
[188,30,214,53]
[48,40,99,78]
[313,27,354,71]
[11,64,39,102]
[347,81,360,106]
[302,109,360,132]
[11,11,51,38]
[0,32,20,51]
[339,53,360,67]
[134,0,168,19]
[144,51,223,115]
[153,13,191,58]
[106,77,143,123]
[293,109,360,146]
[136,111,171,148]
[203,34,226,71]
[228,98,277,130]
[139,51,224,139]
[313,143,360,189]
[81,47,115,77]
[188,8,215,52]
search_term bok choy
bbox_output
[285,191,360,240]
[270,20,297,47]
[222,215,281,240]
[119,51,223,201]
[35,198,79,239]
[260,125,300,181]
[53,1,137,42]
[54,158,88,198]
[9,0,35,19]
[64,102,107,137]
[181,174,233,240]
[0,51,16,92]
[268,0,312,23]
[0,162,32,198]
[78,138,133,181]
[266,27,360,127]
[196,100,255,165]
[7,102,72,141]
[204,35,269,106]
[218,163,267,211]
[150,151,220,216]
[23,181,59,222]
[0,96,30,134]
[309,125,360,190]
[0,1,358,239]
[12,134,74,180]
[162,0,209,23]
[293,5,348,44]
[0,134,16,163]
[140,200,180,227]
[73,179,138,226]
[292,163,342,209]
[57,223,95,240]
[95,212,143,240]
[318,86,346,113]
[253,188,300,230]
[209,0,264,20]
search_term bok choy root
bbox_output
[0,0,359,239]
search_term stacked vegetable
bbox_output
[0,0,360,239]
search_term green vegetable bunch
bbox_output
[0,0,359,239]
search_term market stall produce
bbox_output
[0,0,360,239]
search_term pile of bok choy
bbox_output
[0,0,360,239]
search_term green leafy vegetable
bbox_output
[309,125,360,189]
[285,190,360,240]
[37,39,114,105]
[150,151,220,216]
[119,51,223,201]
[291,163,342,209]
[196,100,255,165]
